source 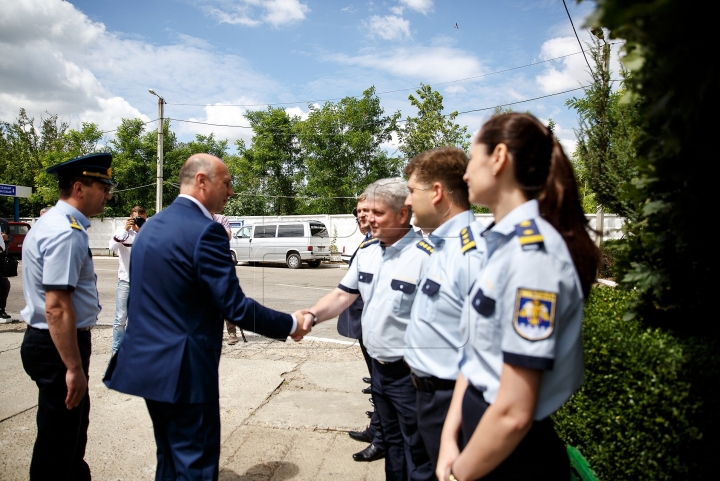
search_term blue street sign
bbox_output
[0,184,17,196]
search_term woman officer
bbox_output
[436,113,599,481]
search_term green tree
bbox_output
[398,84,470,160]
[297,87,401,214]
[566,36,641,218]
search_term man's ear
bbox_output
[430,181,444,206]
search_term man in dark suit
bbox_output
[104,153,311,480]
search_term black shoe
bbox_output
[0,310,10,319]
[348,429,373,443]
[366,410,374,418]
[353,444,386,462]
[368,397,374,406]
[362,386,372,395]
[363,377,371,384]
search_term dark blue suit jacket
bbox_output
[104,197,293,403]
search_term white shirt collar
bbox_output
[178,194,212,219]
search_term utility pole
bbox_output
[591,28,610,247]
[149,89,165,213]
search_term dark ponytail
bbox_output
[477,113,600,298]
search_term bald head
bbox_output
[178,153,233,213]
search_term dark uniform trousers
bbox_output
[414,380,457,470]
[21,326,92,481]
[145,399,221,481]
[371,359,433,481]
[460,385,570,481]
[359,334,385,450]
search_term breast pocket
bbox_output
[470,288,500,350]
[391,278,417,315]
[418,278,441,320]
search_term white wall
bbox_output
[20,213,625,255]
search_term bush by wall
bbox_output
[598,239,625,279]
[553,286,718,480]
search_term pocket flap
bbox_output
[358,272,374,283]
[471,288,496,317]
[391,278,416,294]
[421,279,441,296]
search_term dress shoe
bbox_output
[368,397,374,406]
[227,334,238,345]
[348,429,373,443]
[353,444,386,462]
[366,410,374,418]
[363,377,371,384]
[362,386,372,395]
[0,309,11,319]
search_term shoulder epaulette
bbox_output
[460,226,476,254]
[416,240,434,255]
[67,215,83,231]
[359,237,380,249]
[515,219,544,250]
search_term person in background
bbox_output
[20,153,114,480]
[340,194,386,462]
[212,212,242,345]
[436,113,600,481]
[109,205,147,355]
[0,217,12,320]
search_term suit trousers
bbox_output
[21,326,91,481]
[371,359,433,481]
[460,384,570,480]
[415,387,456,471]
[145,398,221,481]
[359,335,385,450]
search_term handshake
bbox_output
[289,309,318,341]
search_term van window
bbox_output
[253,225,277,238]
[277,224,305,238]
[310,223,328,237]
[236,226,251,239]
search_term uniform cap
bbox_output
[46,153,114,185]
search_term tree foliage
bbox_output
[398,84,470,160]
[590,0,716,334]
[566,37,641,218]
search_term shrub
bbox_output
[553,286,718,480]
[597,239,626,279]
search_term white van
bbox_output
[229,221,331,269]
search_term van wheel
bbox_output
[230,250,237,265]
[286,253,301,269]
[307,260,321,268]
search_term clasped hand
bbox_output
[290,310,316,341]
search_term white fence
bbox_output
[19,212,625,256]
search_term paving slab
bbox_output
[0,331,36,421]
[298,360,368,393]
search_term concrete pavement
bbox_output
[0,260,385,480]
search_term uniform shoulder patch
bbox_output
[460,226,476,254]
[416,240,434,255]
[67,215,83,231]
[513,288,556,341]
[359,237,379,249]
[514,219,543,250]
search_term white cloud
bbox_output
[285,106,311,121]
[363,15,411,41]
[327,47,482,83]
[444,85,466,94]
[341,5,357,13]
[399,0,433,15]
[0,0,283,146]
[199,0,309,28]
[390,6,404,15]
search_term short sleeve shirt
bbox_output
[404,211,485,380]
[458,200,585,420]
[21,200,101,329]
[109,226,138,282]
[339,228,431,362]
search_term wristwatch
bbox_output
[307,311,318,326]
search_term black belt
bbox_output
[376,358,406,366]
[411,371,456,392]
[28,325,93,332]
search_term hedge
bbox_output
[553,286,718,480]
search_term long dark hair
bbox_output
[477,113,599,298]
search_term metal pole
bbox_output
[156,97,164,213]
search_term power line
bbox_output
[166,50,597,109]
[561,0,592,73]
[455,85,588,115]
[101,118,158,135]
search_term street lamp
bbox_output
[148,89,165,213]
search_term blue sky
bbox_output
[0,0,621,155]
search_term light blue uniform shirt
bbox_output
[404,210,484,380]
[459,200,584,420]
[21,200,101,329]
[339,228,431,362]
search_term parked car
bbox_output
[229,221,330,269]
[5,221,31,258]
